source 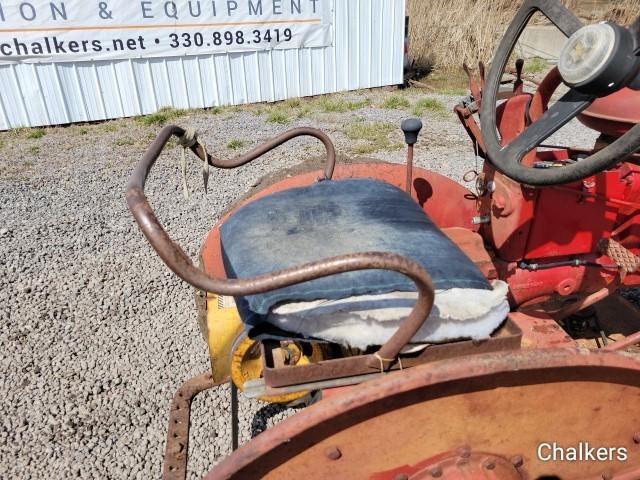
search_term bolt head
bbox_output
[511,455,524,468]
[394,474,409,480]
[324,446,342,460]
[633,432,640,444]
[430,465,443,478]
[483,459,496,470]
[456,445,471,458]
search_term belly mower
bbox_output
[126,1,640,478]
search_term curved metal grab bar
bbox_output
[126,125,434,366]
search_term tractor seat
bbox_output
[220,178,509,349]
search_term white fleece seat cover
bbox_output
[268,280,510,350]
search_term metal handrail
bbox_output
[126,125,435,366]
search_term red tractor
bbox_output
[127,1,640,478]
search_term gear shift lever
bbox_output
[401,117,423,195]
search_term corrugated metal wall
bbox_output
[0,0,405,130]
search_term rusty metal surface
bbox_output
[370,449,524,480]
[127,127,435,370]
[442,227,497,279]
[454,60,487,157]
[578,88,640,137]
[604,331,640,352]
[163,372,219,480]
[553,280,619,320]
[454,103,487,158]
[455,63,559,161]
[462,62,482,103]
[510,311,575,349]
[563,293,640,351]
[528,67,563,122]
[405,144,414,195]
[194,127,337,180]
[244,372,386,399]
[205,348,640,480]
[262,318,522,388]
[593,294,640,338]
[599,238,640,275]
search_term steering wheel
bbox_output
[480,0,640,186]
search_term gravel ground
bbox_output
[0,88,601,479]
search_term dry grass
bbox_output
[408,0,519,69]
[520,57,549,74]
[27,128,46,139]
[316,97,371,113]
[136,107,187,126]
[408,0,640,70]
[226,139,245,150]
[342,121,400,154]
[412,98,446,117]
[380,95,410,110]
[572,0,640,23]
[114,137,135,146]
[265,109,290,124]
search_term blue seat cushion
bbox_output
[220,178,491,328]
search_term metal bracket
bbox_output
[472,215,491,225]
[244,372,385,399]
[163,373,227,480]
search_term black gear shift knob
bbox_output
[401,118,423,145]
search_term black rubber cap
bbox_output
[401,118,423,145]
